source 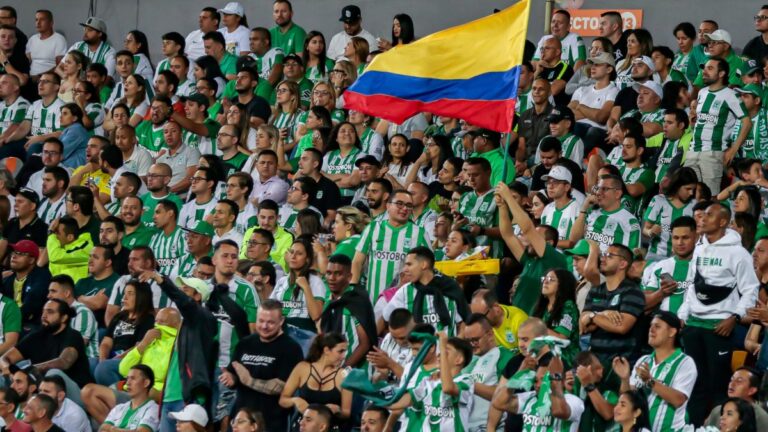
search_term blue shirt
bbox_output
[60,123,89,168]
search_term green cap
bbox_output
[734,83,763,98]
[175,277,212,301]
[565,239,590,257]
[182,220,214,237]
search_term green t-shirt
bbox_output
[135,121,168,155]
[541,300,579,368]
[222,79,276,105]
[223,152,249,175]
[163,349,183,403]
[471,147,516,187]
[0,295,21,343]
[74,273,121,299]
[332,235,360,260]
[513,244,568,315]
[219,52,238,77]
[269,24,306,55]
[140,192,185,227]
[123,225,158,249]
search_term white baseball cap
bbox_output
[632,56,656,73]
[169,404,208,427]
[218,2,244,16]
[632,81,664,99]
[704,29,732,45]
[542,165,572,183]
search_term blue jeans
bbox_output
[25,142,43,159]
[94,358,123,386]
[159,399,186,432]
[285,325,316,358]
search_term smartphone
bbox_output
[317,233,332,245]
[660,272,674,283]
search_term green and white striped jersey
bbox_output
[533,33,587,67]
[383,281,463,337]
[0,294,21,343]
[149,227,186,276]
[646,132,691,182]
[464,347,513,431]
[357,220,429,302]
[359,127,383,160]
[0,96,29,134]
[643,195,696,261]
[37,196,66,225]
[413,208,438,245]
[517,88,533,115]
[400,365,439,432]
[604,145,624,167]
[451,134,469,160]
[324,290,363,361]
[215,275,260,324]
[25,98,64,136]
[323,148,363,197]
[85,102,105,131]
[235,204,258,235]
[518,391,584,432]
[182,117,221,155]
[621,108,665,126]
[629,349,697,432]
[731,108,768,160]
[249,47,284,81]
[584,207,641,252]
[279,205,323,231]
[541,198,582,241]
[692,86,748,152]
[110,276,174,310]
[458,190,501,257]
[305,58,335,84]
[534,134,584,169]
[69,41,115,70]
[174,253,198,279]
[179,198,218,230]
[104,399,159,432]
[270,273,326,320]
[71,301,99,358]
[672,51,691,76]
[271,111,300,140]
[409,374,474,432]
[641,256,692,314]
[618,164,655,217]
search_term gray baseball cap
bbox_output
[80,17,107,34]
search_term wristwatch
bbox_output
[550,373,563,381]
[584,383,597,392]
[647,379,656,389]
[587,312,597,324]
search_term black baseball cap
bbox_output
[283,53,304,66]
[355,154,381,168]
[476,128,500,145]
[546,106,575,123]
[17,187,39,206]
[339,5,362,22]
[653,310,682,330]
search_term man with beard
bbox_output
[3,380,32,432]
[269,0,306,56]
[185,8,220,61]
[120,196,156,249]
[67,17,115,77]
[179,167,218,229]
[617,133,655,217]
[74,243,119,327]
[0,188,47,261]
[239,200,293,271]
[98,216,129,274]
[105,247,169,326]
[155,121,199,195]
[364,178,392,222]
[0,240,49,333]
[139,163,184,228]
[135,97,172,157]
[220,299,303,432]
[175,220,213,279]
[20,138,69,199]
[37,166,68,226]
[0,299,93,402]
[320,255,375,367]
[229,67,271,127]
[350,155,380,207]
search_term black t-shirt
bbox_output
[538,61,574,106]
[113,247,130,275]
[106,314,155,355]
[312,176,342,217]
[614,87,638,118]
[79,216,101,245]
[530,158,585,194]
[612,31,630,63]
[233,95,272,124]
[45,425,66,432]
[229,332,303,432]
[744,35,768,63]
[3,216,48,247]
[16,326,93,387]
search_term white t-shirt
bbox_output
[25,32,68,76]
[52,398,91,432]
[122,145,154,177]
[571,83,619,129]
[218,26,250,55]
[185,29,207,61]
[327,29,377,61]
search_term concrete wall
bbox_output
[9,0,761,61]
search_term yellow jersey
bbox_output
[492,304,528,351]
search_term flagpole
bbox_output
[500,110,516,185]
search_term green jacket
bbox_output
[46,232,92,284]
[119,324,177,392]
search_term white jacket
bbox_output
[679,229,758,321]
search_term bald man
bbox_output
[534,37,574,106]
[82,307,181,424]
[406,182,437,244]
[679,202,759,424]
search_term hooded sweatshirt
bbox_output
[119,324,177,391]
[679,229,758,327]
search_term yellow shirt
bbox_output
[73,167,112,198]
[492,304,528,350]
[12,277,24,306]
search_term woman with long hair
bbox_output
[303,31,334,84]
[331,206,370,259]
[230,407,265,432]
[566,37,615,95]
[330,60,357,108]
[118,74,150,126]
[281,106,332,173]
[73,80,105,132]
[382,133,415,190]
[269,235,326,334]
[532,269,579,367]
[124,30,154,83]
[309,81,345,125]
[226,103,256,151]
[406,134,454,185]
[106,103,131,142]
[57,103,90,167]
[613,390,652,432]
[193,55,226,97]
[672,22,696,80]
[643,167,698,262]
[219,3,250,56]
[530,191,551,223]
[272,80,302,151]
[660,81,691,111]
[295,210,324,238]
[343,37,369,75]
[718,397,757,432]
[378,13,415,51]
[94,281,155,386]
[615,29,654,90]
[348,109,383,160]
[56,50,88,102]
[279,333,352,430]
[322,122,362,203]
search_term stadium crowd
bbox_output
[0,1,767,431]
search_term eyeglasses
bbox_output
[755,15,768,21]
[330,70,347,75]
[390,201,414,210]
[42,150,61,156]
[600,252,625,260]
[230,418,253,427]
[217,132,236,138]
[541,275,557,283]
[284,62,300,67]
[465,335,484,345]
[190,176,208,182]
[312,90,331,96]
[276,88,290,94]
[38,79,53,85]
[288,186,302,192]
[146,173,169,179]
[593,186,618,194]
[247,240,269,247]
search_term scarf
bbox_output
[412,275,469,327]
[320,286,378,353]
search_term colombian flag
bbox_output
[344,0,530,133]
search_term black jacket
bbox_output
[2,266,51,330]
[157,276,218,412]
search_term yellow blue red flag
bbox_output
[344,0,530,133]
